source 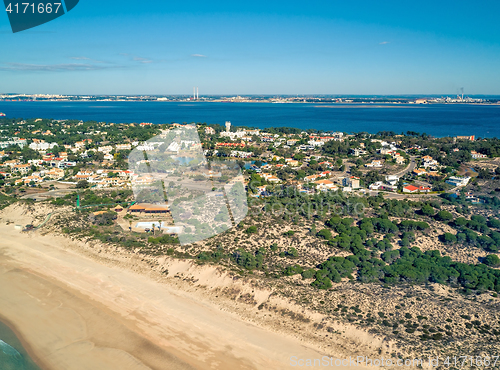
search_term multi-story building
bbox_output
[446,176,471,187]
[343,176,360,189]
[13,164,31,175]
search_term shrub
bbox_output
[286,247,299,258]
[431,333,444,340]
[231,248,265,270]
[284,264,303,276]
[245,226,257,234]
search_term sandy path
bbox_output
[0,224,366,370]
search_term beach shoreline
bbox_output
[0,313,48,370]
[0,203,383,369]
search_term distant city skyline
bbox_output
[2,93,500,99]
[1,1,500,95]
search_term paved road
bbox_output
[364,190,408,200]
[381,192,408,200]
[392,156,417,177]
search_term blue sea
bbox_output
[0,321,41,370]
[0,101,499,138]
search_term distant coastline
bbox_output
[1,101,499,138]
[1,93,500,105]
[1,99,500,105]
[313,105,425,109]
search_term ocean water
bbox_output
[0,321,41,370]
[0,101,499,138]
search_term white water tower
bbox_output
[225,121,231,132]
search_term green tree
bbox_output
[421,204,435,217]
[435,210,453,222]
[487,218,500,229]
[76,180,90,189]
[440,233,457,245]
[483,254,500,267]
[317,229,333,240]
[311,276,332,289]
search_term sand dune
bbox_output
[0,205,372,370]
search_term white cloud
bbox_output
[133,57,153,63]
[0,63,119,72]
[119,54,153,63]
[379,41,390,45]
[191,54,207,58]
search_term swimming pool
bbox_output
[135,222,182,233]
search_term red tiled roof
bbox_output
[404,185,419,191]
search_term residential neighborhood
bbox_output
[0,118,498,207]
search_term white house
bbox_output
[446,176,471,187]
[314,179,337,191]
[471,151,487,159]
[385,175,400,186]
[29,142,58,151]
[365,160,383,168]
[116,144,132,151]
[307,140,324,147]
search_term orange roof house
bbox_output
[128,203,170,213]
[144,205,169,213]
[129,204,146,212]
[403,185,420,193]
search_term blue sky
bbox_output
[1,0,500,95]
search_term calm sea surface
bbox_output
[0,101,499,137]
[0,321,41,370]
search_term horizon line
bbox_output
[2,93,500,97]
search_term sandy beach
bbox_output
[0,204,377,370]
